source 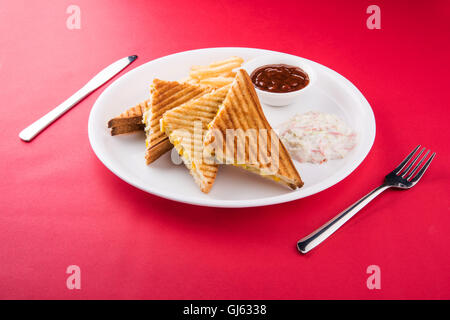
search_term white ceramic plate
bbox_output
[88,48,375,208]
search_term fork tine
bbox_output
[393,145,421,174]
[406,150,429,179]
[401,147,425,177]
[410,152,436,183]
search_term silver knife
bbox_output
[19,55,138,142]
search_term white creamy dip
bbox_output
[278,111,357,164]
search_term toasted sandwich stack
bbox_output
[107,57,303,193]
[107,57,243,137]
[160,85,231,193]
[143,79,210,164]
[204,70,303,190]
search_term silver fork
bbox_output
[297,145,436,254]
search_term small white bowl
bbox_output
[241,55,314,106]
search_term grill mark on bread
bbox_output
[160,85,230,193]
[205,70,303,189]
[144,80,210,164]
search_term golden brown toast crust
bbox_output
[145,79,210,164]
[146,139,173,164]
[205,70,303,189]
[110,124,145,136]
[161,85,231,193]
[108,101,147,135]
[108,116,143,128]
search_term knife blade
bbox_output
[19,55,138,142]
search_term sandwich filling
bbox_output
[159,85,230,193]
[204,69,303,190]
[143,79,210,164]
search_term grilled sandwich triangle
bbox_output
[160,85,231,193]
[204,70,303,190]
[143,79,210,164]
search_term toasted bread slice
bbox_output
[108,101,146,129]
[204,70,303,190]
[143,79,210,164]
[160,85,231,193]
[110,124,145,136]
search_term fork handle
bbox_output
[297,184,391,254]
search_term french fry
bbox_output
[180,56,243,89]
[199,76,235,88]
[180,76,200,85]
[190,56,244,71]
[222,71,236,78]
[189,56,244,79]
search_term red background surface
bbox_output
[1,0,449,299]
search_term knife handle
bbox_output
[19,86,93,142]
[19,55,137,142]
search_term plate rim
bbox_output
[88,47,376,208]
